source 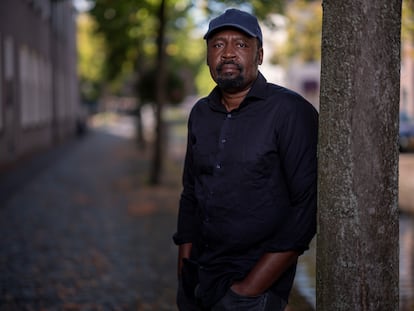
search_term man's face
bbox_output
[206,28,263,93]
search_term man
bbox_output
[173,8,318,311]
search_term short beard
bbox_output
[216,75,244,92]
[215,61,245,92]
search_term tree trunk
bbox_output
[149,0,167,185]
[134,102,145,150]
[317,1,401,310]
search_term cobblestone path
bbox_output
[0,117,179,310]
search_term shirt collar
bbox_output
[207,72,268,112]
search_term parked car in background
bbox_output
[400,112,414,152]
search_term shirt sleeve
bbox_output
[173,116,200,245]
[264,95,319,254]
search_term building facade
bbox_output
[0,0,79,168]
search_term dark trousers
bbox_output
[177,280,204,311]
[177,283,287,311]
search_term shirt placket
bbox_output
[203,112,235,249]
[214,112,233,175]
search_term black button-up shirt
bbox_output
[174,73,318,307]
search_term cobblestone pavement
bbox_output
[0,115,180,310]
[0,113,314,311]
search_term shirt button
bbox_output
[227,114,232,119]
[221,139,226,143]
[216,163,221,169]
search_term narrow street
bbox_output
[0,114,180,310]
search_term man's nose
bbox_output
[222,45,236,59]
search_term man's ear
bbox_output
[257,47,264,65]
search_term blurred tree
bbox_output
[90,0,152,151]
[151,0,167,185]
[200,0,314,20]
[196,62,216,97]
[77,12,106,111]
[271,0,322,64]
[89,0,199,184]
[403,0,414,44]
[199,0,284,20]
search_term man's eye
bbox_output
[238,43,247,48]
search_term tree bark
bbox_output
[149,0,167,185]
[317,1,401,310]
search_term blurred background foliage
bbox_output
[273,0,322,64]
[403,0,414,46]
[77,13,106,104]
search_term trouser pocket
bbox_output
[211,289,287,311]
[211,289,266,311]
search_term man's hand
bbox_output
[177,243,193,277]
[230,251,299,296]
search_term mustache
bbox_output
[216,60,243,72]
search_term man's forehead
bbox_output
[208,27,255,40]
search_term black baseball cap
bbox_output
[203,8,263,45]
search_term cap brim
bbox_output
[204,24,257,40]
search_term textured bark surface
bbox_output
[317,1,401,310]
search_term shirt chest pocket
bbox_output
[241,142,279,178]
